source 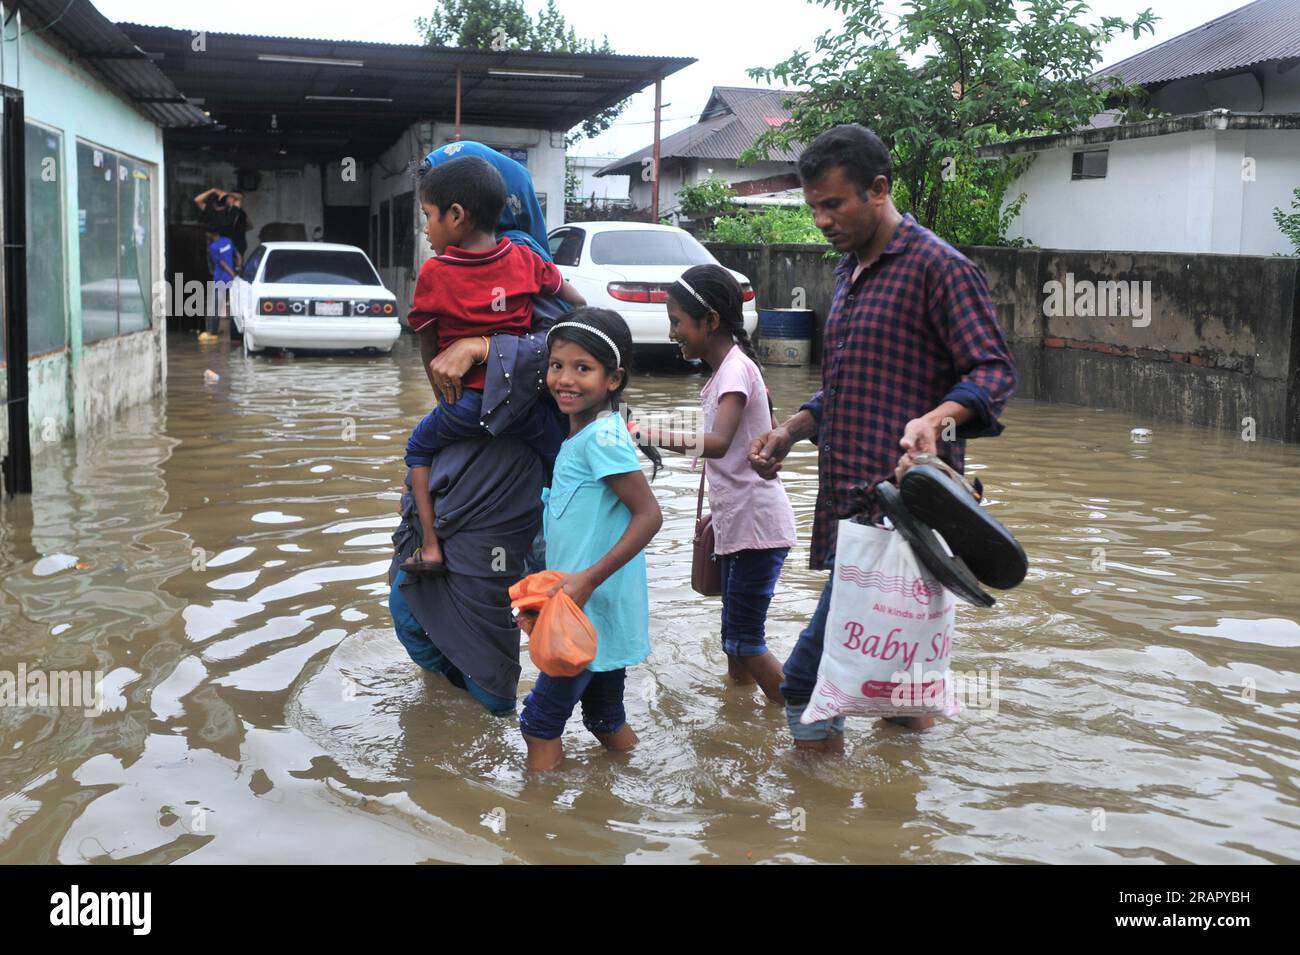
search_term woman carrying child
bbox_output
[402,154,584,576]
[388,142,571,715]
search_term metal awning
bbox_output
[115,23,694,162]
[15,1,209,127]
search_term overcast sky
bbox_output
[97,0,1253,159]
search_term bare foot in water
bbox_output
[594,724,638,752]
[736,652,785,704]
[792,734,844,754]
[882,714,935,731]
[523,734,563,771]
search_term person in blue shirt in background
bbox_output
[206,229,236,335]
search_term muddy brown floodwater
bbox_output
[0,335,1298,864]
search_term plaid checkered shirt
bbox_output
[799,214,1017,570]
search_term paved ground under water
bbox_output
[0,335,1297,864]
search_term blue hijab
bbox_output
[422,141,552,261]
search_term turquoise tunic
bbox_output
[542,412,650,672]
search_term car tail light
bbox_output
[608,282,671,304]
[383,303,394,315]
[741,283,755,303]
[289,301,305,314]
[353,301,369,314]
[275,300,287,313]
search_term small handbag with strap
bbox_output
[691,465,722,596]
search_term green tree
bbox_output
[745,0,1159,242]
[1274,187,1300,256]
[707,206,825,244]
[416,0,627,142]
[677,175,738,220]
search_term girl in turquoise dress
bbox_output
[519,308,663,771]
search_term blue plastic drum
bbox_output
[756,308,814,366]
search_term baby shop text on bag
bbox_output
[801,520,957,722]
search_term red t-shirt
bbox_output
[407,238,563,390]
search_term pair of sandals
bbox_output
[873,453,1027,608]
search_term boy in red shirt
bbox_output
[403,155,584,576]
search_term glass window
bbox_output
[118,159,152,335]
[241,246,264,280]
[261,249,381,285]
[26,123,66,355]
[379,199,391,268]
[79,143,120,344]
[589,229,715,266]
[549,228,584,267]
[392,191,414,273]
[78,142,156,343]
[1071,150,1108,180]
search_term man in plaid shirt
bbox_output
[749,125,1017,750]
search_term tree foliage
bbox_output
[707,206,826,244]
[745,0,1160,242]
[1274,187,1300,256]
[416,0,627,142]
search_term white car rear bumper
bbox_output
[604,303,759,347]
[247,317,401,350]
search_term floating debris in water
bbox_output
[33,554,79,576]
[1130,428,1152,444]
[204,369,221,384]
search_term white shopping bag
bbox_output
[801,520,958,722]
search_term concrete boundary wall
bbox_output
[705,241,1300,443]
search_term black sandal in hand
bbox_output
[400,554,449,577]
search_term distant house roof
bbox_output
[1093,0,1300,88]
[596,86,803,177]
[21,0,209,128]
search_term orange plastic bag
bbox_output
[508,571,598,677]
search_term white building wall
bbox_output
[1002,128,1300,256]
[570,157,628,203]
[627,157,798,218]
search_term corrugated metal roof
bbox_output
[18,0,210,128]
[1094,0,1300,87]
[114,23,693,162]
[597,86,803,176]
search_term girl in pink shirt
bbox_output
[653,265,797,702]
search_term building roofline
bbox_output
[975,109,1300,157]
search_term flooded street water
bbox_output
[1,334,1298,864]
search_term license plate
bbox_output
[314,301,343,316]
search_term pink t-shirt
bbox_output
[700,345,798,556]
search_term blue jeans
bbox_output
[780,576,845,741]
[405,389,564,468]
[519,668,627,741]
[719,547,789,657]
[389,571,516,716]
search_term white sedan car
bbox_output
[546,222,757,351]
[231,242,400,355]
